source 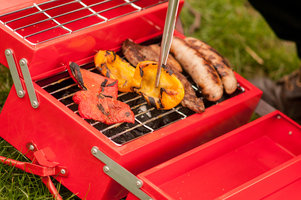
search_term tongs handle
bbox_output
[155,0,180,87]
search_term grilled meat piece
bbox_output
[143,44,182,72]
[122,39,146,68]
[185,37,237,94]
[73,90,135,125]
[173,71,205,112]
[122,39,205,113]
[171,37,223,101]
[122,39,182,72]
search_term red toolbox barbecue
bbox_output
[0,0,270,199]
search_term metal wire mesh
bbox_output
[0,0,167,44]
[36,62,244,145]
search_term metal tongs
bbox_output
[155,0,180,87]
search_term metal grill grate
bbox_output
[0,0,167,45]
[36,62,244,145]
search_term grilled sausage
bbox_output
[185,37,237,94]
[171,37,223,101]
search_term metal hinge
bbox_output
[91,146,153,200]
[19,58,39,108]
[5,49,39,108]
[5,49,25,98]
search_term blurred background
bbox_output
[0,0,300,199]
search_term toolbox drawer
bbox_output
[127,111,301,200]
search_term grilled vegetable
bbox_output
[69,62,118,99]
[68,62,135,124]
[94,50,135,92]
[185,37,237,94]
[122,39,205,113]
[131,61,185,110]
[94,50,185,110]
[73,90,135,125]
[171,37,223,101]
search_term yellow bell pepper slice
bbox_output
[94,51,184,110]
[132,61,185,110]
[94,50,135,92]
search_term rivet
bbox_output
[136,180,143,188]
[28,144,35,151]
[277,115,281,119]
[32,100,39,108]
[289,131,293,135]
[103,166,110,172]
[91,147,98,155]
[20,59,27,66]
[5,49,11,56]
[60,169,66,175]
[17,90,25,98]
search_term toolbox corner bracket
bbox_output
[91,146,152,200]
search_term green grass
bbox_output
[0,0,300,199]
[0,66,12,111]
[0,139,79,200]
[180,0,300,80]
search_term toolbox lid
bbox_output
[0,0,181,79]
[126,111,301,200]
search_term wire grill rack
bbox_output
[0,0,167,45]
[36,62,244,145]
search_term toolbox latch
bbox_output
[91,146,153,200]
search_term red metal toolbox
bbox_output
[0,0,262,199]
[126,111,301,200]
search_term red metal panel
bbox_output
[0,71,261,199]
[0,1,265,199]
[0,0,49,14]
[0,1,183,80]
[0,81,123,199]
[126,111,301,200]
[220,156,301,200]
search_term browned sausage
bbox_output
[171,37,223,101]
[185,37,237,94]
